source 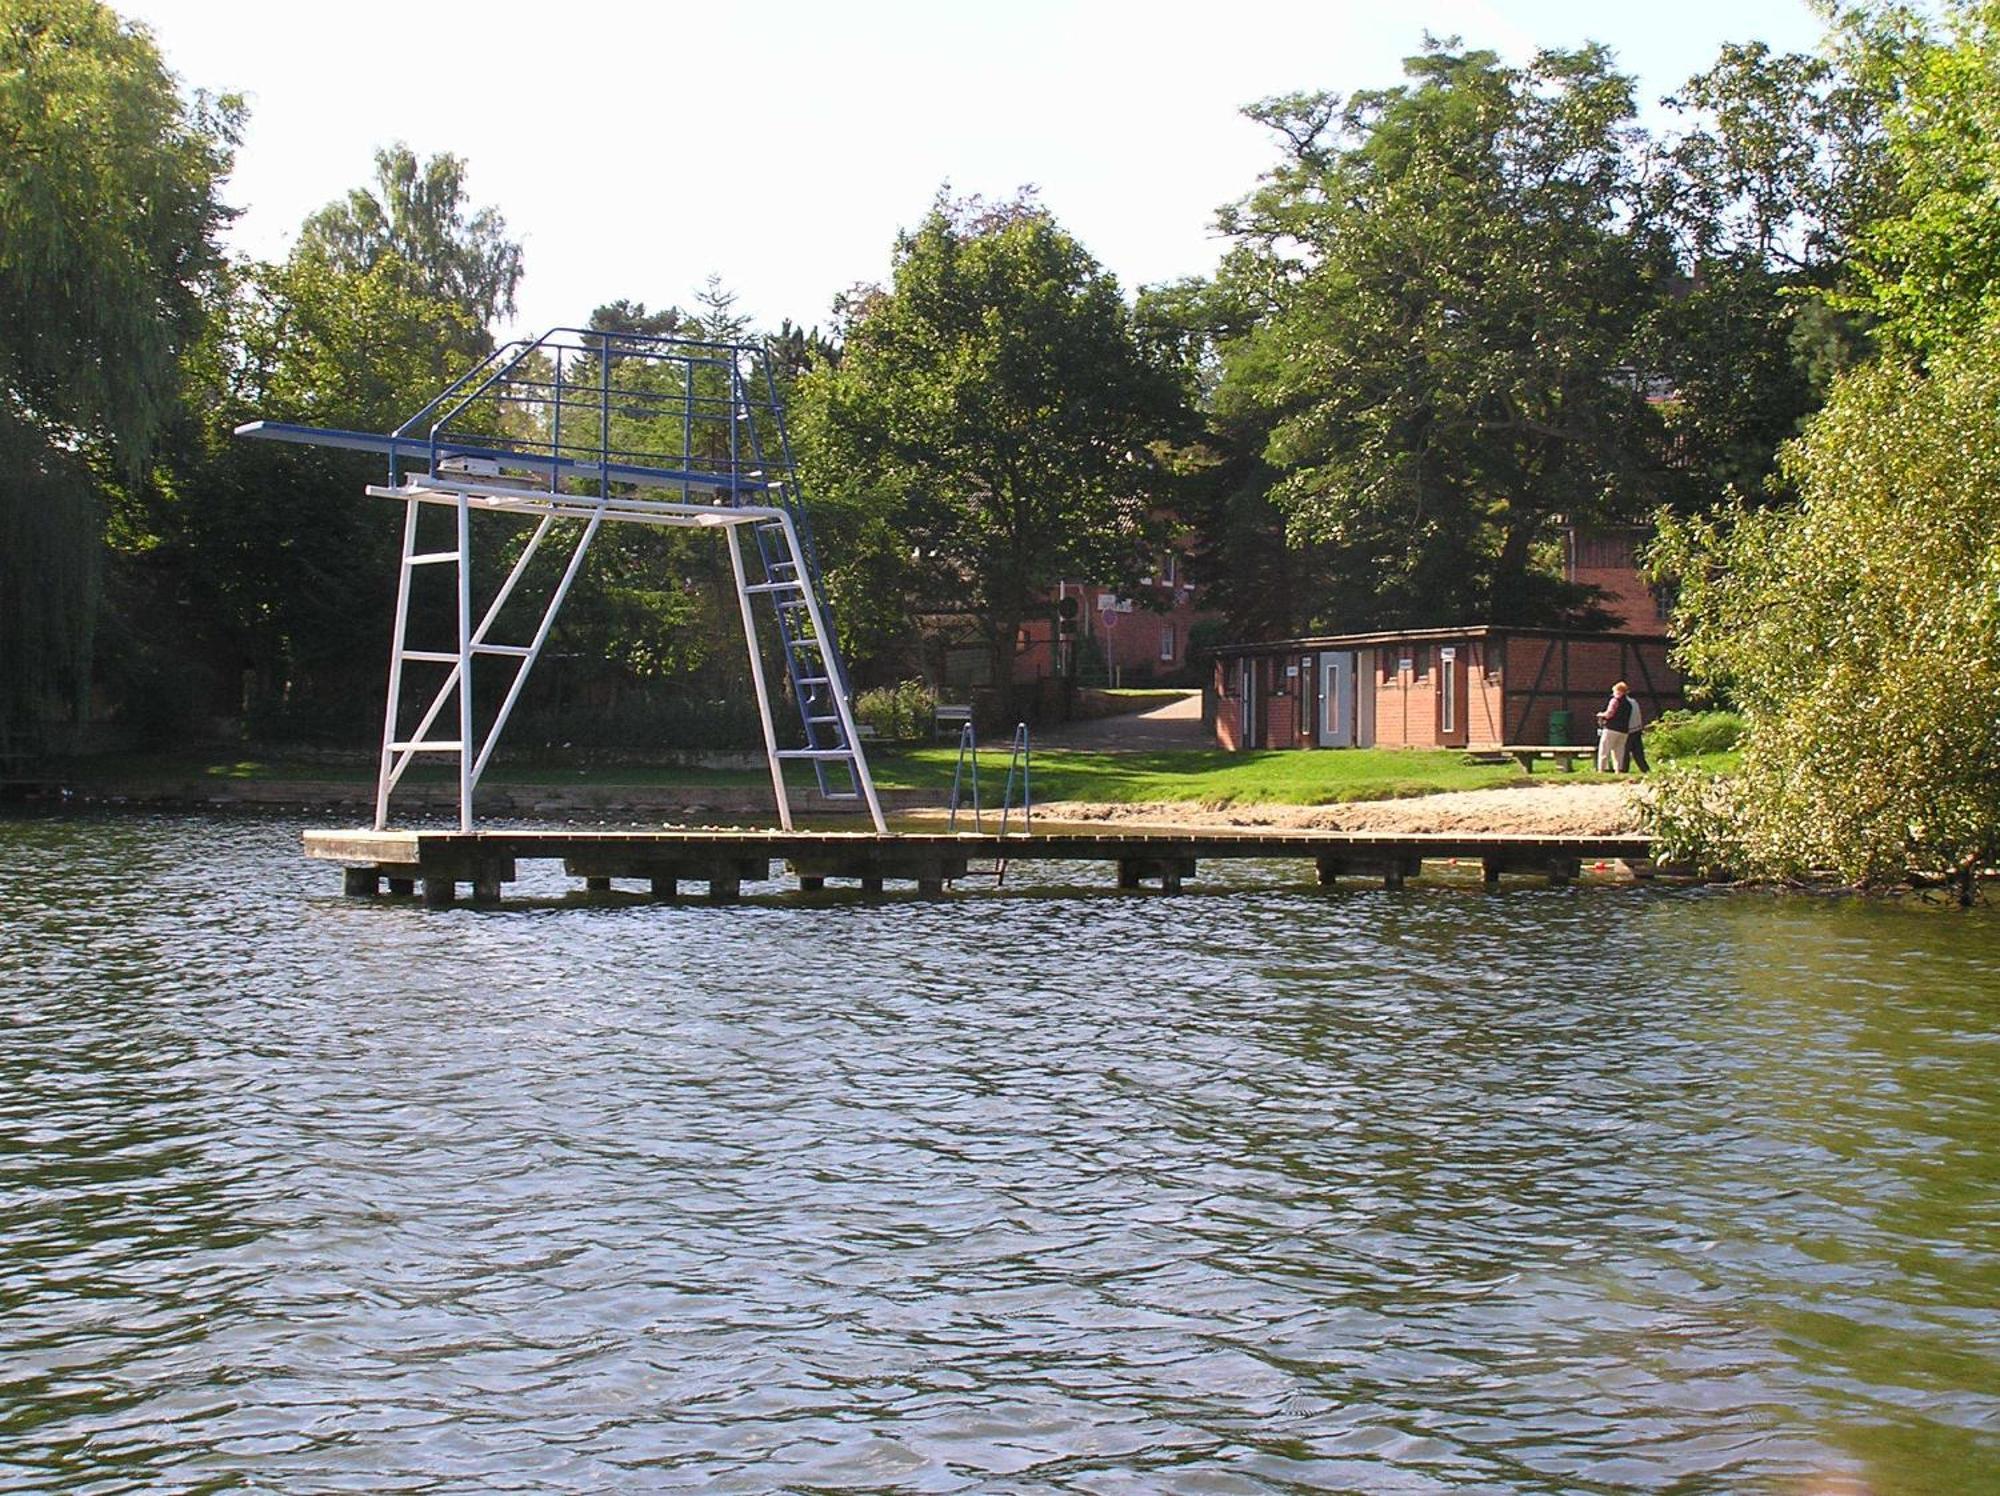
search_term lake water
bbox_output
[2,812,1996,1494]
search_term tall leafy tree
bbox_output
[297,142,523,333]
[1650,323,2000,893]
[0,0,238,752]
[1215,42,1672,627]
[1647,41,1887,502]
[113,247,488,733]
[1828,0,2000,356]
[798,194,1189,707]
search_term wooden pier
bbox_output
[304,827,1658,905]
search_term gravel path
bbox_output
[1031,691,1209,750]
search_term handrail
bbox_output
[997,723,1032,839]
[392,338,529,440]
[948,722,1032,880]
[947,722,983,833]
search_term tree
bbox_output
[114,247,489,733]
[1828,1,2000,357]
[1647,2,2000,897]
[1646,40,1888,504]
[0,0,238,752]
[1649,323,2000,894]
[297,142,522,332]
[1134,273,1333,641]
[796,194,1189,707]
[1214,42,1673,628]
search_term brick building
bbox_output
[1012,557,1213,687]
[1209,626,1683,750]
[1205,525,1683,750]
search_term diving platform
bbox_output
[304,826,1660,904]
[238,327,883,838]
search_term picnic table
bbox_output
[1466,745,1597,773]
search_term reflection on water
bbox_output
[2,813,1996,1493]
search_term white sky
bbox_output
[120,0,1826,341]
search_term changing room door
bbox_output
[1319,652,1356,747]
[1437,645,1469,747]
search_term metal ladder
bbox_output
[728,358,874,807]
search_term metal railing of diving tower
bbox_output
[233,326,886,833]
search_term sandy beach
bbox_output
[1032,780,1646,837]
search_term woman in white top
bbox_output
[1595,682,1637,771]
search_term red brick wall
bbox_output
[1015,579,1216,684]
[1467,641,1508,748]
[1371,647,1442,747]
[1265,688,1297,748]
[1502,634,1684,743]
[1218,632,1683,751]
[1212,659,1242,749]
[1567,527,1664,629]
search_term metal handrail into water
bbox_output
[947,722,1032,884]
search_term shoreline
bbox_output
[1020,781,1646,838]
[9,775,1645,836]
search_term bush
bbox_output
[1646,710,1743,761]
[1648,322,2000,887]
[853,679,936,742]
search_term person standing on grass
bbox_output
[1625,693,1650,774]
[1596,681,1637,772]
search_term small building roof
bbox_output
[1207,623,1672,659]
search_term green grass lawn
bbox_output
[865,746,1571,803]
[52,743,1692,806]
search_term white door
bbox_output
[1319,652,1356,747]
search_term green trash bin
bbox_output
[1547,709,1572,745]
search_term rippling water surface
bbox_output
[2,813,1997,1494]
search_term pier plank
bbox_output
[307,825,1654,903]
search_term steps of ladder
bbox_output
[776,748,860,760]
[407,551,463,566]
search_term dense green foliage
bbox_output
[1213,44,1670,627]
[1166,34,1879,638]
[1643,710,1744,761]
[796,196,1189,708]
[851,680,938,744]
[296,143,523,332]
[1651,322,2000,887]
[0,0,236,752]
[1832,1,2000,355]
[1649,1,2000,893]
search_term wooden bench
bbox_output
[1486,744,1596,773]
[933,703,973,740]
